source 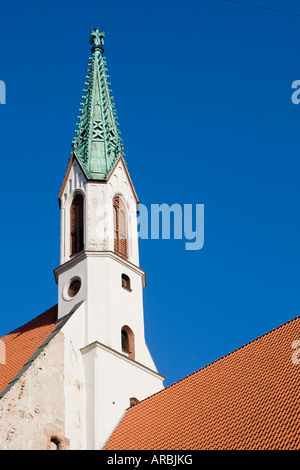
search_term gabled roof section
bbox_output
[0,305,71,399]
[58,152,76,202]
[71,28,125,181]
[104,316,300,450]
[106,155,139,204]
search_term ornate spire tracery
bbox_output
[71,28,124,180]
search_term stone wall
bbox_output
[0,331,67,450]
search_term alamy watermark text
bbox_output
[0,80,6,104]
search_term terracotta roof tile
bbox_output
[104,316,300,450]
[0,305,61,397]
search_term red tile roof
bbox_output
[0,305,61,397]
[104,316,300,450]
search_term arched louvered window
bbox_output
[121,325,135,360]
[70,193,84,256]
[113,196,128,259]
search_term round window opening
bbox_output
[68,279,81,298]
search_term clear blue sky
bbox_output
[1,0,300,387]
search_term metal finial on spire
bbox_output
[90,28,105,53]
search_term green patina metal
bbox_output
[72,28,125,180]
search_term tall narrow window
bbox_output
[121,329,129,352]
[113,196,128,259]
[70,193,84,256]
[121,325,135,360]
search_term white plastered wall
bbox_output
[61,302,86,449]
[56,252,157,369]
[81,342,164,450]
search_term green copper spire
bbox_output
[72,28,125,180]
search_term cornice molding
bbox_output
[80,340,166,381]
[54,250,146,286]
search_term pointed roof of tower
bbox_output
[71,28,124,181]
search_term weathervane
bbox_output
[90,28,105,53]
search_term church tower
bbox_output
[54,29,164,449]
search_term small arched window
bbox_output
[70,193,84,256]
[121,274,131,291]
[130,397,139,407]
[121,325,135,360]
[47,433,69,450]
[113,196,128,259]
[50,437,61,450]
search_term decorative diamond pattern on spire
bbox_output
[72,28,125,180]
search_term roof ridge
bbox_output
[130,314,300,409]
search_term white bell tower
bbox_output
[53,29,164,449]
